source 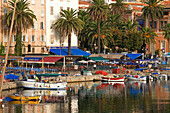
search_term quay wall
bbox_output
[58,75,102,83]
[2,82,17,90]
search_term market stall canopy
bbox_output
[126,54,142,60]
[48,47,91,56]
[78,60,88,63]
[88,57,109,62]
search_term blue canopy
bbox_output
[50,48,91,56]
[5,74,19,80]
[126,54,142,60]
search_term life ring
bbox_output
[30,70,35,75]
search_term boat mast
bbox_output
[0,0,18,92]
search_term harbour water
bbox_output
[1,80,170,113]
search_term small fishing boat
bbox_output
[8,94,40,101]
[125,75,147,81]
[17,73,67,90]
[102,76,125,82]
[9,100,40,105]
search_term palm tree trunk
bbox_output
[97,19,100,55]
[168,39,170,52]
[68,32,71,55]
[82,37,84,51]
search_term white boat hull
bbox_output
[127,76,147,81]
[17,81,67,90]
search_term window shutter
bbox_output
[35,35,37,42]
[22,35,23,42]
[40,35,42,42]
[12,35,15,42]
[41,0,44,4]
[26,35,28,42]
[44,35,46,42]
[35,22,37,29]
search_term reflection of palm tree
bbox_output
[163,23,170,52]
[54,8,84,55]
[4,0,37,56]
[87,0,108,54]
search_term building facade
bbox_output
[46,0,79,50]
[0,0,47,55]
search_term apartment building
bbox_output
[0,0,47,55]
[46,0,79,51]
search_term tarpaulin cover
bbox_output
[126,54,142,60]
[5,74,19,80]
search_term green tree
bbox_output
[54,8,84,55]
[142,0,164,29]
[78,10,90,51]
[87,0,108,54]
[0,42,5,55]
[4,0,37,56]
[163,23,170,52]
[109,0,128,15]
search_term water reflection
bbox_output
[1,80,170,113]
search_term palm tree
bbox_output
[163,23,170,52]
[78,10,90,51]
[109,0,128,15]
[87,21,113,53]
[87,0,108,54]
[141,27,157,53]
[54,8,84,55]
[4,0,37,56]
[142,0,164,29]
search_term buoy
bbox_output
[66,87,69,90]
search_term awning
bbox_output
[126,54,142,60]
[50,48,91,56]
[23,57,63,64]
[89,57,109,62]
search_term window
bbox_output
[4,0,7,3]
[164,21,167,26]
[160,21,163,30]
[23,48,26,53]
[40,35,44,42]
[161,41,165,50]
[150,21,156,29]
[12,35,16,42]
[41,10,44,17]
[32,0,35,4]
[41,47,44,53]
[40,22,44,29]
[41,0,44,5]
[60,7,63,12]
[32,48,35,53]
[4,35,8,42]
[50,6,54,15]
[22,35,25,42]
[31,35,35,42]
[4,8,7,14]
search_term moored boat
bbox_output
[8,94,40,101]
[17,73,67,90]
[102,76,125,82]
[126,75,147,81]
